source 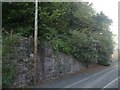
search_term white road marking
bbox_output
[101,76,120,90]
[64,65,118,88]
[93,65,118,76]
[64,77,89,88]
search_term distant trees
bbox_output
[2,2,114,65]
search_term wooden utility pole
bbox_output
[34,0,38,86]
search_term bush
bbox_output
[70,29,98,64]
[2,33,21,87]
[51,37,73,54]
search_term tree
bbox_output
[2,2,114,66]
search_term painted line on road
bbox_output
[93,65,118,76]
[101,76,120,90]
[64,65,118,88]
[64,77,89,88]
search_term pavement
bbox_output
[37,60,119,89]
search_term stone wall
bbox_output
[38,41,86,81]
[12,37,93,87]
[12,37,34,87]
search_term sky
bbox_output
[86,0,119,44]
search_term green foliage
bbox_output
[2,2,34,31]
[70,29,98,63]
[16,27,34,37]
[2,65,17,87]
[3,33,21,55]
[2,2,114,67]
[93,30,114,65]
[51,36,72,54]
[2,33,21,87]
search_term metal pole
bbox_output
[34,0,38,86]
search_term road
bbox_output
[37,61,119,89]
